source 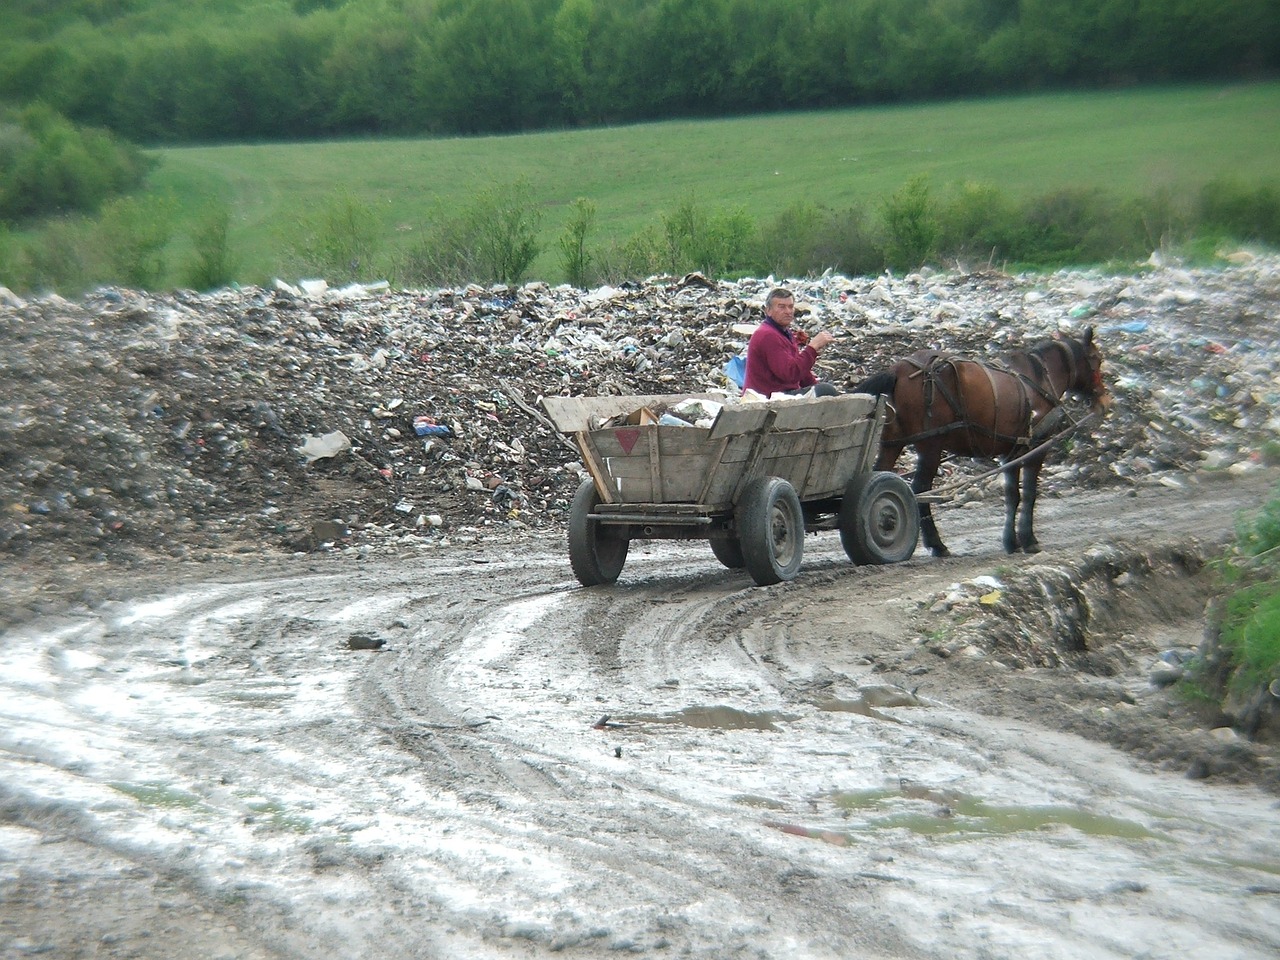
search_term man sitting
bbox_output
[743,287,838,397]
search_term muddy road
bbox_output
[3,470,1279,959]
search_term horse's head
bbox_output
[1058,326,1111,413]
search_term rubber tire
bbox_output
[709,536,746,569]
[736,476,805,586]
[568,479,629,586]
[839,471,919,565]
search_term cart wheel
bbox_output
[709,536,745,569]
[568,479,629,586]
[839,471,919,565]
[737,477,804,586]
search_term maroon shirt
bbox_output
[743,318,818,396]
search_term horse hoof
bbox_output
[1024,543,1042,554]
[931,546,951,558]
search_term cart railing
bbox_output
[541,393,886,512]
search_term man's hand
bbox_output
[810,331,835,352]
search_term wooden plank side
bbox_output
[588,426,715,458]
[605,454,715,503]
[541,393,727,433]
[802,447,865,497]
[707,394,878,439]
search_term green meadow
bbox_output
[44,81,1280,285]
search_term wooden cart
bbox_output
[541,392,919,587]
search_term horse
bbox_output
[853,327,1110,557]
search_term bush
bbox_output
[557,197,596,288]
[1006,187,1141,266]
[1199,178,1280,246]
[285,191,382,284]
[20,218,92,294]
[401,179,542,286]
[95,194,176,289]
[811,204,881,277]
[660,197,757,277]
[880,175,939,271]
[936,181,1019,267]
[592,226,665,284]
[183,204,239,291]
[759,200,825,278]
[0,103,153,222]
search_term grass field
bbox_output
[129,81,1280,283]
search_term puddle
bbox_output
[765,785,1163,844]
[733,794,788,810]
[245,799,316,834]
[109,781,206,810]
[817,698,900,723]
[623,705,798,731]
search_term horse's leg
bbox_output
[913,444,949,557]
[1002,461,1021,553]
[1017,459,1045,553]
[874,443,903,472]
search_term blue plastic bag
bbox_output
[724,353,746,390]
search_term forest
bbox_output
[2,0,1277,143]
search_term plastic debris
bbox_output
[1,255,1277,574]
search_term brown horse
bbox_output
[854,327,1110,557]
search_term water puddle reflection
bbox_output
[761,782,1162,844]
[621,705,798,731]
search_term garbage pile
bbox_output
[2,255,1278,575]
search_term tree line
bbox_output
[1,0,1276,144]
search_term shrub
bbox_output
[21,218,92,294]
[880,175,938,270]
[810,204,881,277]
[1199,178,1280,246]
[183,204,240,291]
[759,200,826,278]
[592,226,664,284]
[284,190,381,284]
[1005,186,1147,266]
[660,197,757,277]
[557,197,596,288]
[401,179,542,286]
[936,181,1019,267]
[95,194,176,290]
[0,103,153,222]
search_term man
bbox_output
[743,287,838,397]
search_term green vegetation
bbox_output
[1,1,1275,143]
[1196,487,1280,709]
[0,103,152,220]
[1,84,1278,292]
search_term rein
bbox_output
[914,409,1101,504]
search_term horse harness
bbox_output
[895,341,1077,449]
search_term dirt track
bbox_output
[3,467,1278,959]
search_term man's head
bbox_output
[764,288,795,327]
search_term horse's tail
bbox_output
[853,370,897,398]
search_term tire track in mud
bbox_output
[4,472,1280,959]
[350,546,936,957]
